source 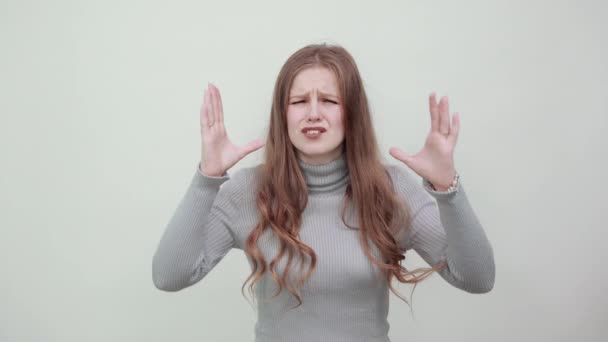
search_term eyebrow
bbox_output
[289,91,340,99]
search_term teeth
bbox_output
[308,130,320,134]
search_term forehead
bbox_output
[290,67,339,95]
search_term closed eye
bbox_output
[290,99,338,105]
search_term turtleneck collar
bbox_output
[296,153,350,194]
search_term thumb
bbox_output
[389,147,413,166]
[239,138,266,157]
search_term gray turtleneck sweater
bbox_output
[152,154,495,342]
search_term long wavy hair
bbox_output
[241,43,447,311]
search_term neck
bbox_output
[297,152,349,195]
[296,145,345,165]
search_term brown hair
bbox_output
[241,43,446,311]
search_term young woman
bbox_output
[152,43,495,342]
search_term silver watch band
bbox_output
[429,172,460,193]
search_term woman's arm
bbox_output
[152,163,237,292]
[407,176,495,294]
[152,83,264,291]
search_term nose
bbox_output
[306,98,321,122]
[306,115,320,123]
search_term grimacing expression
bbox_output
[286,67,345,165]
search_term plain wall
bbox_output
[1,0,606,341]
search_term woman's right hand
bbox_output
[199,83,265,177]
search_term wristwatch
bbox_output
[428,172,460,193]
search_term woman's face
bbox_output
[286,66,345,165]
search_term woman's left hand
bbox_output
[389,93,459,191]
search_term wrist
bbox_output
[429,172,459,192]
[198,163,226,177]
[432,184,451,192]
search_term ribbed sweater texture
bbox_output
[152,153,495,342]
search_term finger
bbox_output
[207,83,215,126]
[210,83,220,124]
[239,138,266,158]
[429,92,439,132]
[439,96,450,135]
[448,112,460,145]
[214,84,225,123]
[211,84,226,132]
[201,89,210,129]
[200,90,208,128]
[207,87,214,127]
[205,85,214,127]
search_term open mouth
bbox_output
[302,127,326,138]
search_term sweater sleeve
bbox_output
[152,163,238,292]
[407,176,495,293]
[387,165,495,294]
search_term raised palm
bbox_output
[199,83,265,176]
[389,93,459,190]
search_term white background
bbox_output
[1,0,606,341]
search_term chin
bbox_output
[295,145,342,161]
[295,144,332,155]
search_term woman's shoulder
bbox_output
[216,164,263,203]
[225,164,262,184]
[382,162,435,209]
[383,163,419,190]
